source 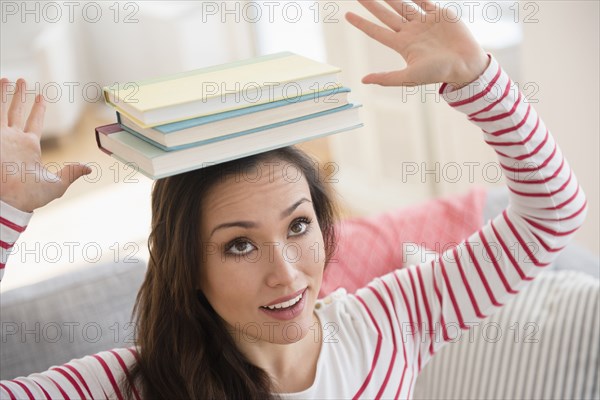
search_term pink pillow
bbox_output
[320,186,488,297]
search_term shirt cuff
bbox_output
[438,53,506,115]
[0,200,33,229]
[1,200,32,272]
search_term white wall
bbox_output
[520,0,599,256]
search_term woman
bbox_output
[0,0,588,398]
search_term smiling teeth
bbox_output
[263,291,303,310]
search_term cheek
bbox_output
[303,229,327,266]
[201,266,257,321]
[296,231,326,280]
[201,253,261,298]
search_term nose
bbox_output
[265,242,300,288]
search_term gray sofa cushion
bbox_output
[411,187,600,399]
[413,269,599,400]
[0,260,146,380]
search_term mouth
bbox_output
[260,287,307,310]
[259,288,308,321]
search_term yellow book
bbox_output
[103,52,341,128]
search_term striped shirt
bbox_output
[0,54,588,399]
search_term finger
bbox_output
[412,0,438,13]
[357,0,407,31]
[46,163,92,199]
[61,163,92,184]
[384,0,423,21]
[362,70,418,87]
[1,78,9,126]
[24,94,46,138]
[345,12,398,49]
[8,78,26,129]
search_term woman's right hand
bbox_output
[0,78,91,213]
[345,0,489,89]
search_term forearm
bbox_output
[441,53,588,242]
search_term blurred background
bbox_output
[1,0,598,290]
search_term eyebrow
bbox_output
[208,197,312,240]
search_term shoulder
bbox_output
[312,287,404,391]
[316,287,380,337]
[318,269,419,343]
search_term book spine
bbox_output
[95,123,123,156]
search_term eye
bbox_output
[225,239,255,257]
[290,216,312,236]
[224,216,313,257]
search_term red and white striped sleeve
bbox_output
[355,53,588,372]
[0,346,142,400]
[0,200,32,282]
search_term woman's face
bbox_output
[198,160,326,345]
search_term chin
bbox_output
[269,317,315,345]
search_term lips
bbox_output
[261,287,307,308]
[259,288,308,321]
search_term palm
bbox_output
[346,0,489,87]
[0,79,90,212]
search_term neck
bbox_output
[233,312,323,393]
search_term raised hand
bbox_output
[0,78,91,213]
[345,0,490,88]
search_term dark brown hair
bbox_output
[120,146,339,399]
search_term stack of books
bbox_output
[96,52,363,179]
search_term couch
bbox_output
[1,187,598,399]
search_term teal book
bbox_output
[117,87,351,149]
[121,102,355,151]
[96,104,363,180]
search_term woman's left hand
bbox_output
[346,0,490,89]
[0,79,91,212]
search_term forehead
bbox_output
[201,161,312,222]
